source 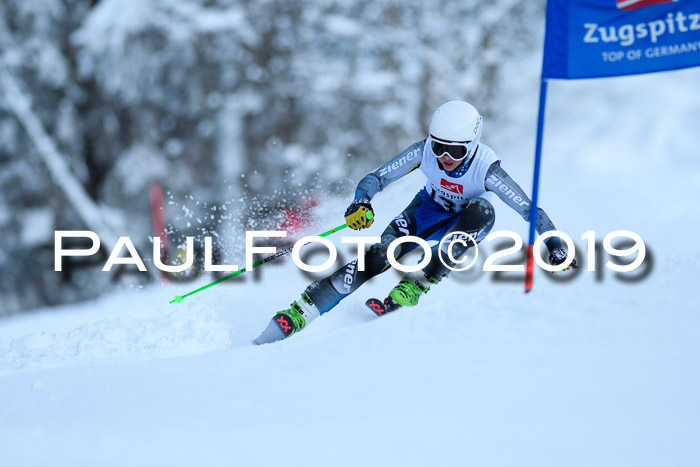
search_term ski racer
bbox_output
[254,101,574,345]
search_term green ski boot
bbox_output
[388,272,434,307]
[253,291,321,345]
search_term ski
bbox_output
[253,313,295,345]
[365,297,400,317]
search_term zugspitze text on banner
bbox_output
[543,0,700,79]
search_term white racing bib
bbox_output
[420,142,499,212]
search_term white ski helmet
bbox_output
[428,101,483,161]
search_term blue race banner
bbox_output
[543,0,700,78]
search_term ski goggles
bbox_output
[429,135,476,161]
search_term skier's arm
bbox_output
[484,163,563,252]
[354,141,424,200]
[346,141,423,230]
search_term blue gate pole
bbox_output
[525,78,549,293]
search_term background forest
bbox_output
[0,0,543,314]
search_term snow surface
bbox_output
[2,67,700,466]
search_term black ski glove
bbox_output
[548,247,578,271]
[345,197,374,230]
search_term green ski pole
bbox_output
[169,211,372,304]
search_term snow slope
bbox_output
[1,68,700,466]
